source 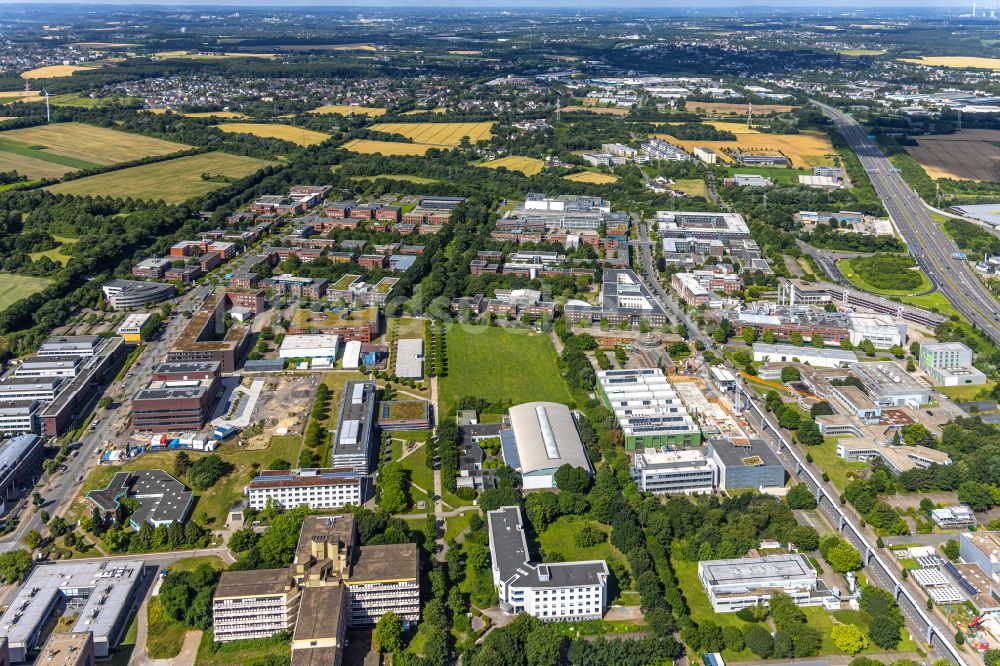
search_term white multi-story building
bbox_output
[246,468,362,510]
[630,448,717,494]
[931,505,975,528]
[698,554,834,612]
[488,506,608,622]
[848,313,906,349]
[919,341,986,387]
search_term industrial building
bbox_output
[960,532,1000,581]
[213,514,420,657]
[0,559,144,661]
[713,303,906,350]
[246,468,363,510]
[629,448,717,494]
[752,343,857,368]
[394,338,424,379]
[596,368,701,449]
[851,361,930,407]
[919,341,987,387]
[488,506,609,621]
[500,402,592,490]
[331,381,378,474]
[780,280,945,329]
[656,211,751,241]
[101,279,176,310]
[707,439,785,491]
[0,434,44,514]
[279,335,340,364]
[86,470,194,529]
[564,269,668,329]
[698,554,833,612]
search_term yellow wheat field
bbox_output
[21,65,94,79]
[310,105,386,117]
[652,130,836,167]
[901,56,1000,70]
[482,155,544,176]
[339,139,434,156]
[563,171,619,184]
[369,121,494,147]
[688,101,796,115]
[183,111,250,119]
[561,105,630,116]
[216,123,330,147]
[277,43,376,52]
[402,108,448,115]
[0,122,189,165]
[904,129,1000,181]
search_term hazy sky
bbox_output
[0,0,974,6]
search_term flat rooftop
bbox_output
[351,543,420,583]
[36,632,93,666]
[153,361,221,375]
[395,338,424,378]
[853,361,927,393]
[293,586,345,642]
[250,468,360,489]
[708,439,781,468]
[700,554,815,586]
[215,567,294,599]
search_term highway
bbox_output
[814,101,1000,345]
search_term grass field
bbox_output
[688,101,797,115]
[903,129,1000,181]
[901,56,1000,69]
[195,631,290,666]
[439,325,572,415]
[47,152,276,203]
[0,150,79,180]
[560,105,630,116]
[48,93,129,108]
[70,435,301,526]
[839,255,932,295]
[0,273,51,310]
[940,379,995,401]
[183,111,250,119]
[563,171,618,184]
[482,155,544,176]
[704,120,760,134]
[167,555,227,572]
[838,49,887,56]
[340,139,433,156]
[310,105,386,117]
[0,122,189,167]
[815,436,869,490]
[369,121,494,147]
[21,64,95,79]
[29,234,78,265]
[672,178,707,197]
[351,173,439,184]
[653,129,837,168]
[146,597,186,659]
[216,122,330,146]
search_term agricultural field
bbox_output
[560,105,630,116]
[653,129,837,167]
[0,273,51,311]
[277,43,376,51]
[154,50,276,60]
[838,49,887,56]
[310,105,386,117]
[0,122,189,177]
[339,139,434,156]
[481,155,544,176]
[439,324,573,415]
[402,108,448,115]
[671,178,707,197]
[705,120,759,134]
[216,122,330,146]
[900,56,1000,69]
[903,129,1000,181]
[688,101,796,115]
[351,173,439,184]
[47,152,276,203]
[183,111,250,119]
[48,93,131,108]
[563,171,618,184]
[20,64,96,79]
[368,121,494,147]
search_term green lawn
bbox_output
[399,441,434,492]
[168,555,227,573]
[352,174,440,184]
[839,256,933,296]
[108,613,139,666]
[445,509,475,541]
[901,291,961,318]
[0,136,100,170]
[439,325,573,415]
[672,556,758,661]
[810,437,868,491]
[939,379,994,402]
[29,234,78,265]
[722,165,813,185]
[0,273,51,310]
[71,435,301,528]
[195,631,290,666]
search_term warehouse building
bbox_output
[751,343,857,368]
[699,554,833,612]
[331,381,378,474]
[0,433,44,514]
[0,559,144,661]
[629,448,717,494]
[500,402,592,490]
[596,368,701,449]
[279,335,340,364]
[488,506,608,621]
[246,468,363,510]
[707,439,785,491]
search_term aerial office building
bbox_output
[0,434,44,514]
[331,381,378,474]
[629,448,717,494]
[596,368,701,449]
[698,554,834,612]
[246,468,363,510]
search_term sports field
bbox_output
[901,56,1000,70]
[482,155,544,176]
[340,139,434,156]
[47,152,276,203]
[903,129,1000,181]
[563,171,618,184]
[439,325,573,415]
[21,65,95,79]
[369,121,494,147]
[216,122,330,146]
[0,122,189,167]
[310,105,386,117]
[0,273,51,310]
[688,101,796,115]
[652,130,836,167]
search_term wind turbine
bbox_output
[41,87,50,123]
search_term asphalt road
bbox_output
[814,101,1000,345]
[0,283,215,553]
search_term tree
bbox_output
[0,549,32,583]
[554,464,592,493]
[268,458,292,471]
[786,483,818,510]
[700,622,724,653]
[780,366,801,382]
[943,538,960,561]
[21,530,41,549]
[958,480,994,512]
[187,455,228,490]
[796,419,824,446]
[526,624,563,666]
[790,331,804,346]
[745,624,774,658]
[742,326,757,345]
[811,334,825,348]
[174,451,192,478]
[811,401,834,417]
[790,525,820,552]
[228,528,259,553]
[822,536,861,573]
[832,624,868,655]
[374,611,403,654]
[868,615,902,650]
[858,339,876,355]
